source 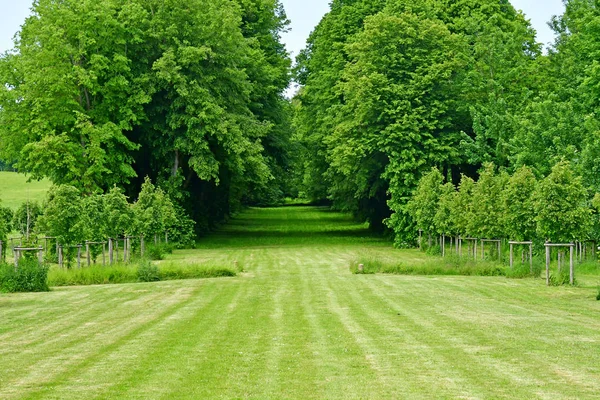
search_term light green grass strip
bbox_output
[1,206,600,399]
[0,171,51,210]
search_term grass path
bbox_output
[1,207,600,398]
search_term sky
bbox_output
[0,0,566,73]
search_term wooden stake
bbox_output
[529,243,533,275]
[77,246,81,269]
[58,245,63,267]
[442,234,445,257]
[86,241,91,267]
[570,244,574,285]
[510,243,513,269]
[545,243,550,286]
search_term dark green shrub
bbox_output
[137,260,161,282]
[0,258,50,293]
[596,287,600,301]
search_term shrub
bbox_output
[596,286,600,301]
[137,260,161,282]
[0,259,50,293]
[549,268,573,286]
[146,245,165,261]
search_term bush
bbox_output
[549,268,573,286]
[146,245,165,261]
[0,259,50,293]
[137,260,161,282]
[596,286,600,301]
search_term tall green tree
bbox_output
[0,0,292,233]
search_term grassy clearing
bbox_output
[1,206,600,399]
[0,171,51,210]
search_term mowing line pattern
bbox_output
[1,206,600,399]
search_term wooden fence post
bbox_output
[545,242,550,286]
[58,245,63,267]
[529,243,533,274]
[86,241,91,267]
[570,243,574,285]
[0,240,3,263]
[509,243,513,269]
[442,234,445,257]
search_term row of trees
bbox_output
[408,161,595,244]
[293,0,600,244]
[0,0,296,233]
[0,178,195,256]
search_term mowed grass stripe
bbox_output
[1,206,600,398]
[2,282,223,399]
[365,275,600,398]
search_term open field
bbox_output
[1,206,600,399]
[0,171,51,210]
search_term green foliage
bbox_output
[295,0,540,240]
[0,200,11,243]
[0,259,50,293]
[501,165,537,241]
[36,185,84,246]
[533,161,592,242]
[103,185,133,239]
[12,201,42,238]
[0,0,292,233]
[453,175,475,237]
[467,163,506,239]
[146,245,165,261]
[406,168,444,235]
[137,259,160,282]
[132,177,177,239]
[434,182,457,236]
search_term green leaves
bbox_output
[0,0,293,229]
[533,161,592,243]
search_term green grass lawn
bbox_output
[0,171,51,210]
[1,206,600,399]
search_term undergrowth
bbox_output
[351,255,505,277]
[0,258,50,293]
[48,259,236,286]
[350,254,546,278]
